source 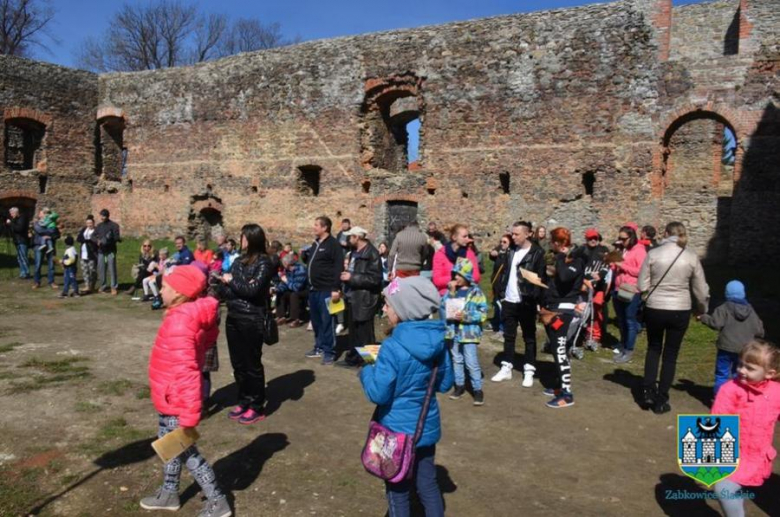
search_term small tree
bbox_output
[0,0,56,57]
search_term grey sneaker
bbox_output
[140,489,180,511]
[614,351,633,364]
[198,496,232,517]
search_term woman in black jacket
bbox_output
[541,227,584,410]
[128,239,158,298]
[217,224,274,425]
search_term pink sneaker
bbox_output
[228,406,247,421]
[238,409,266,425]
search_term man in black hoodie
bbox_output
[304,216,344,365]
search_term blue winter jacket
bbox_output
[276,264,308,294]
[360,319,454,448]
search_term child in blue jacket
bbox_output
[360,276,453,517]
[441,259,488,405]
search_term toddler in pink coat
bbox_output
[711,339,779,517]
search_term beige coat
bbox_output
[637,239,709,313]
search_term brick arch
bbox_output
[3,107,52,126]
[0,190,38,202]
[96,107,127,123]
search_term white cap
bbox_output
[344,226,368,237]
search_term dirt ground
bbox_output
[0,278,778,517]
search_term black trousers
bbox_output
[277,289,308,321]
[501,300,538,367]
[544,311,574,392]
[642,307,691,401]
[345,302,376,364]
[225,314,265,412]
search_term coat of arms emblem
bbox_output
[678,414,739,487]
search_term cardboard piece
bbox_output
[445,298,466,320]
[152,427,200,464]
[519,268,548,289]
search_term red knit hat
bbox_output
[584,228,601,240]
[165,265,206,299]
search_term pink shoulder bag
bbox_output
[361,364,439,483]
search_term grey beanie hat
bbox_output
[383,276,441,322]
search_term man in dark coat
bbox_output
[339,226,383,367]
[6,207,30,278]
[94,208,121,294]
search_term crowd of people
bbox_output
[4,207,778,517]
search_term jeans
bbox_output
[15,242,30,277]
[642,308,691,401]
[62,266,78,295]
[501,300,538,367]
[309,290,336,358]
[714,349,739,395]
[613,292,641,351]
[385,445,443,517]
[34,246,55,285]
[97,252,118,290]
[448,340,482,391]
[225,315,266,412]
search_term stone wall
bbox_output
[0,57,98,232]
[0,0,777,265]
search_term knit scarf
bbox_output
[444,243,467,264]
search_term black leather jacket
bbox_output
[495,243,547,304]
[218,254,274,318]
[345,243,383,322]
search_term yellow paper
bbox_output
[151,427,200,463]
[355,345,381,364]
[327,297,345,315]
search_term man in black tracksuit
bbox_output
[339,226,383,367]
[303,216,344,364]
[492,221,547,387]
[542,229,585,409]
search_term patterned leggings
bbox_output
[158,415,223,501]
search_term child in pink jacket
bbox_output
[141,265,231,517]
[711,339,780,516]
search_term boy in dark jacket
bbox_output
[699,280,765,395]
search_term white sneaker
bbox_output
[491,362,513,382]
[612,347,622,355]
[307,321,313,331]
[522,364,535,388]
[335,323,345,335]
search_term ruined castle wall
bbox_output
[99,0,661,244]
[0,56,98,231]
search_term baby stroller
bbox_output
[569,284,597,360]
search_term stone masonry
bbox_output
[0,0,777,264]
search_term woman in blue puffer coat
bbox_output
[360,276,454,517]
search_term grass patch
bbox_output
[80,418,147,456]
[0,466,45,517]
[135,385,151,400]
[0,342,22,354]
[7,357,91,394]
[97,379,135,396]
[75,401,102,414]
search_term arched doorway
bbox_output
[386,200,418,247]
[661,111,736,263]
[188,196,224,243]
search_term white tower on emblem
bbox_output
[720,428,736,463]
[681,428,697,464]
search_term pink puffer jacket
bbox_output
[432,247,481,295]
[712,379,780,486]
[148,296,219,427]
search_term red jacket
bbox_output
[148,296,219,427]
[712,379,780,486]
[432,247,481,295]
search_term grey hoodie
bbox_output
[700,301,764,354]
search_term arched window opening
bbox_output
[96,116,125,181]
[4,118,45,170]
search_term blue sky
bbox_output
[39,0,709,69]
[35,0,708,161]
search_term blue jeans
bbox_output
[613,292,641,351]
[385,445,443,517]
[34,246,55,285]
[714,349,739,395]
[62,266,78,295]
[309,290,335,358]
[15,242,30,277]
[448,340,482,391]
